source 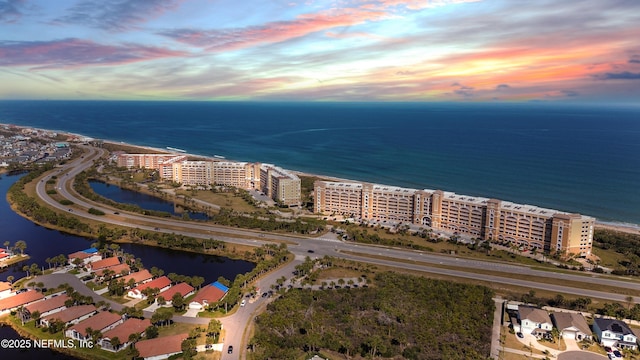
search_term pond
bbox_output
[88,180,209,220]
[0,173,254,284]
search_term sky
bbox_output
[0,0,639,102]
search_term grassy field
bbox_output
[176,189,262,213]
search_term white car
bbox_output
[241,299,246,307]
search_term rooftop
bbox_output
[519,306,552,325]
[551,312,591,335]
[89,257,120,271]
[67,311,122,337]
[102,318,151,341]
[25,294,70,314]
[191,284,227,305]
[42,305,96,324]
[120,269,152,286]
[594,317,634,336]
[133,276,171,293]
[0,290,44,311]
[135,333,188,358]
[158,282,194,301]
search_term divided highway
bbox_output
[35,145,640,304]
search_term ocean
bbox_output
[0,101,638,225]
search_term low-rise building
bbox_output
[0,290,44,313]
[88,257,120,271]
[100,318,151,352]
[593,317,638,350]
[517,306,553,339]
[551,312,592,341]
[0,281,11,299]
[120,269,153,288]
[189,281,229,310]
[40,305,97,328]
[135,333,189,360]
[68,248,102,266]
[157,282,195,305]
[24,294,70,320]
[128,276,171,299]
[65,311,123,341]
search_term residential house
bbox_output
[88,257,120,272]
[128,276,171,299]
[94,263,130,280]
[0,281,11,299]
[135,333,189,360]
[65,311,123,341]
[100,318,151,352]
[23,294,70,320]
[68,248,102,266]
[593,317,638,350]
[0,290,44,313]
[551,312,592,341]
[189,281,229,310]
[517,306,553,339]
[157,282,194,305]
[120,270,153,288]
[40,305,97,328]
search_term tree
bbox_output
[157,296,166,307]
[6,275,14,284]
[172,292,185,311]
[14,240,27,255]
[110,336,121,351]
[145,325,159,339]
[31,310,41,325]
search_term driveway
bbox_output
[563,337,581,351]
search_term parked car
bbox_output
[516,332,524,338]
[228,345,233,354]
[241,299,246,307]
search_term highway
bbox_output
[29,144,640,359]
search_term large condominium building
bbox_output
[172,161,212,186]
[314,181,594,257]
[115,153,302,206]
[117,154,187,169]
[260,164,301,207]
[212,162,261,189]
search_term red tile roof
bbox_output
[68,251,94,260]
[0,282,11,292]
[191,285,226,306]
[89,257,120,271]
[158,282,194,301]
[95,263,130,277]
[42,305,97,324]
[25,294,69,314]
[67,311,122,337]
[133,276,171,293]
[0,290,44,311]
[0,253,8,259]
[120,270,153,286]
[102,318,151,342]
[135,333,188,358]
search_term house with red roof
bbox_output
[0,281,11,300]
[24,294,69,319]
[40,305,97,328]
[157,282,194,305]
[135,333,189,360]
[189,281,229,310]
[87,257,120,271]
[0,290,44,313]
[94,263,130,279]
[68,248,102,266]
[120,269,153,288]
[65,311,123,341]
[127,276,171,299]
[100,318,151,352]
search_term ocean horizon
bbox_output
[1,100,639,226]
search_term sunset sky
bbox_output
[1,0,639,102]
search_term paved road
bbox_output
[37,146,640,301]
[28,144,640,359]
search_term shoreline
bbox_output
[5,123,640,235]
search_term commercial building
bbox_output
[314,180,594,257]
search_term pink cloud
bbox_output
[159,8,390,51]
[54,0,185,32]
[0,38,188,69]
